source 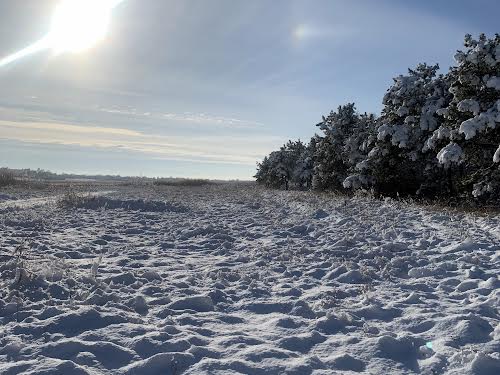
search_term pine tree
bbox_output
[426,34,500,199]
[255,140,308,190]
[292,139,316,189]
[313,104,372,190]
[348,64,451,196]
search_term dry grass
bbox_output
[57,189,96,208]
[153,178,215,187]
[0,168,16,187]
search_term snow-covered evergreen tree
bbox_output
[256,33,499,203]
[313,104,376,190]
[292,138,316,189]
[346,64,451,196]
[425,33,500,199]
[255,140,308,190]
[255,155,273,187]
[341,112,378,190]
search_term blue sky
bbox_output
[0,0,498,179]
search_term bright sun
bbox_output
[47,0,119,53]
[0,0,123,67]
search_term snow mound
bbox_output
[41,339,136,369]
[278,330,325,353]
[452,315,494,345]
[13,307,134,336]
[375,335,423,369]
[328,353,366,372]
[469,352,500,375]
[122,352,196,375]
[314,313,347,334]
[168,296,215,312]
[312,209,329,219]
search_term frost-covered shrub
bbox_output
[426,34,500,199]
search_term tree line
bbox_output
[255,34,500,202]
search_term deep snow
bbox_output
[0,183,498,374]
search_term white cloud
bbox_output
[0,119,281,166]
[97,106,264,129]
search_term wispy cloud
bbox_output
[97,106,265,129]
[0,119,281,166]
[0,120,141,136]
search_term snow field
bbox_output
[0,184,498,374]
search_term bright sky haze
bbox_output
[0,0,499,179]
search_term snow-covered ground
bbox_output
[0,183,498,374]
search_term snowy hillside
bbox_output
[0,183,499,374]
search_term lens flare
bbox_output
[0,39,50,68]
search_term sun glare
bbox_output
[47,0,115,53]
[293,25,309,40]
[0,0,125,67]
